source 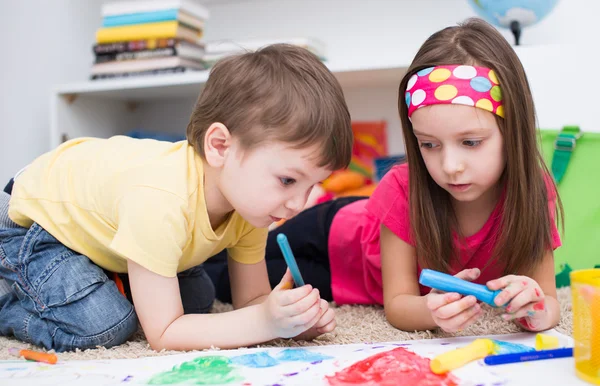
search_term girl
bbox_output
[206,18,563,334]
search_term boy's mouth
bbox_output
[270,216,283,223]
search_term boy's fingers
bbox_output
[435,295,477,320]
[427,292,461,311]
[293,302,322,329]
[282,288,319,315]
[317,317,337,333]
[314,305,334,328]
[275,268,294,291]
[278,284,313,306]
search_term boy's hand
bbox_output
[487,275,546,328]
[262,269,322,338]
[293,299,336,341]
[426,268,483,333]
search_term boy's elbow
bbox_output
[147,338,168,352]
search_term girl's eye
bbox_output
[420,142,438,149]
[463,140,482,147]
[279,177,296,186]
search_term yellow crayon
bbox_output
[430,338,495,374]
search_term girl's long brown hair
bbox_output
[398,18,563,276]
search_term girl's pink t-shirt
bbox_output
[328,163,562,305]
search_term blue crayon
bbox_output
[276,233,305,287]
[419,269,502,307]
[484,347,573,366]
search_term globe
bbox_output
[467,0,560,45]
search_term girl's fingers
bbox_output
[487,275,517,290]
[502,300,546,321]
[435,295,478,320]
[504,287,544,315]
[456,305,484,331]
[493,279,529,307]
[427,292,462,311]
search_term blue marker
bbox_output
[484,347,573,366]
[419,269,502,307]
[276,233,305,287]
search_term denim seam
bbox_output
[31,250,81,304]
[70,306,136,348]
[21,312,34,342]
[15,224,44,309]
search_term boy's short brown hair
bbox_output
[186,44,353,171]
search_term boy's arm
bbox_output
[128,260,276,351]
[227,255,272,309]
[128,259,322,351]
[380,224,438,331]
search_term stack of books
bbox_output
[203,37,327,67]
[91,0,209,80]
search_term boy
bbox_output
[0,44,353,352]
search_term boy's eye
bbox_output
[279,177,296,186]
[463,140,482,147]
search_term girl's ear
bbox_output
[203,123,231,168]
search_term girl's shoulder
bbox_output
[381,162,409,188]
[367,162,410,208]
[542,170,557,201]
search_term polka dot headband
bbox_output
[405,65,504,118]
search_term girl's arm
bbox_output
[381,224,483,332]
[380,224,438,330]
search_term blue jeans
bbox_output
[0,192,215,352]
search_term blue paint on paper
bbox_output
[491,340,535,355]
[230,352,280,368]
[276,348,333,363]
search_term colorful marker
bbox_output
[8,347,58,364]
[484,347,573,366]
[431,338,495,374]
[419,269,502,307]
[276,233,305,287]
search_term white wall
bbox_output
[0,0,595,184]
[0,0,105,185]
[202,0,596,149]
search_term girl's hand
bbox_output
[426,268,484,333]
[293,299,336,341]
[487,275,547,329]
[262,269,322,338]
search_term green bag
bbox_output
[540,126,600,287]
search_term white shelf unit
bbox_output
[51,62,409,153]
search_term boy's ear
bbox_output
[204,123,232,167]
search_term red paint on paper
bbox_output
[326,347,458,386]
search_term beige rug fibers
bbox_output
[0,287,572,361]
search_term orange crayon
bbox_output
[8,348,57,364]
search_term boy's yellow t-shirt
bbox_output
[8,136,268,277]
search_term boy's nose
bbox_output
[285,194,306,215]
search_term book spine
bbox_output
[90,66,191,80]
[102,9,179,27]
[95,21,197,44]
[95,48,178,63]
[93,38,178,54]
